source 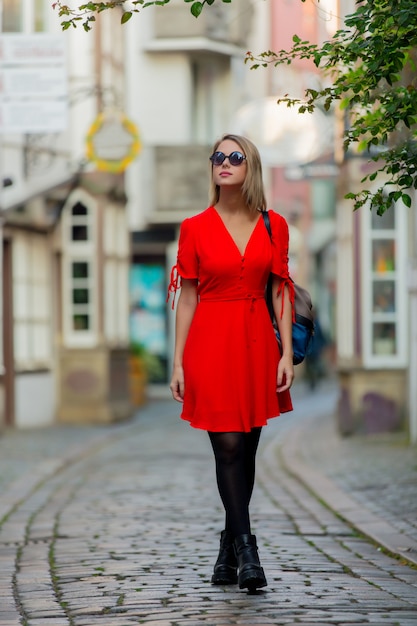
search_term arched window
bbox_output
[71,202,89,241]
[62,192,97,347]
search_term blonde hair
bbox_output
[208,134,267,214]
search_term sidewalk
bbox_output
[270,379,417,566]
[0,419,125,523]
[1,380,416,566]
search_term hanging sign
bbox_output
[85,112,141,173]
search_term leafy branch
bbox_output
[53,0,231,31]
[246,0,417,213]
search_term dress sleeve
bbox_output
[270,211,295,320]
[166,218,198,309]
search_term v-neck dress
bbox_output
[168,206,294,432]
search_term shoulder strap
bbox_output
[261,210,272,239]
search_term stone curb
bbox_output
[274,416,417,567]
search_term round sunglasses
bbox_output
[209,151,247,166]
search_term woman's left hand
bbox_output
[277,354,294,393]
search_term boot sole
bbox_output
[211,573,238,585]
[238,567,267,590]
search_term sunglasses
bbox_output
[209,151,247,166]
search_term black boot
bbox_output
[234,534,267,591]
[211,530,238,585]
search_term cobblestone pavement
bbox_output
[277,381,417,565]
[0,382,416,626]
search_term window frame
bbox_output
[361,200,408,368]
[103,204,129,345]
[12,231,52,370]
[62,190,98,348]
[1,0,49,32]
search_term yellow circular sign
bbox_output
[85,112,141,173]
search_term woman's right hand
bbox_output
[170,364,185,402]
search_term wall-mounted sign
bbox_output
[0,34,68,134]
[0,67,67,98]
[0,34,66,66]
[0,101,68,134]
[85,112,141,173]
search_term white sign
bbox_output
[0,34,68,134]
[0,68,67,98]
[0,34,66,66]
[91,120,138,160]
[0,101,68,134]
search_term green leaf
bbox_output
[121,11,132,23]
[398,174,413,187]
[402,193,412,208]
[191,1,203,17]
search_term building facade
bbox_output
[0,2,132,427]
[334,0,415,438]
[124,0,266,384]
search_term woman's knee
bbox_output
[209,432,244,465]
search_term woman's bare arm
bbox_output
[170,279,198,402]
[272,277,294,392]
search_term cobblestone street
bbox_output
[0,385,416,625]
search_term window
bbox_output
[71,203,89,242]
[62,193,97,347]
[2,0,46,32]
[13,232,52,369]
[71,261,92,331]
[191,57,229,143]
[362,202,407,367]
[2,0,23,31]
[103,205,129,344]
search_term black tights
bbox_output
[208,428,262,538]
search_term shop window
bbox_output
[129,264,168,382]
[362,202,407,367]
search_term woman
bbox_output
[168,134,294,592]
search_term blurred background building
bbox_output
[0,3,131,426]
[333,0,415,440]
[0,0,415,442]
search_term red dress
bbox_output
[168,207,294,433]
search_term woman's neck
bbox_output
[215,189,248,215]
